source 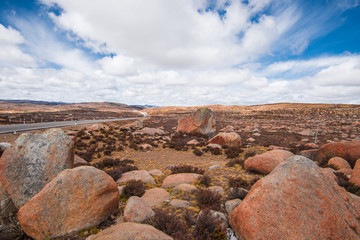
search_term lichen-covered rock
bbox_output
[177,108,215,136]
[229,155,360,240]
[88,222,173,240]
[0,128,74,208]
[17,166,119,240]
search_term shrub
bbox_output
[151,209,192,240]
[195,189,222,211]
[170,165,205,175]
[228,176,259,190]
[210,147,222,155]
[122,180,146,198]
[243,149,257,160]
[199,175,212,188]
[225,147,243,159]
[192,148,203,156]
[193,210,227,240]
[225,158,243,168]
[105,168,123,181]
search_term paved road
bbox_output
[0,117,145,134]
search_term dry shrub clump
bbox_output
[195,189,222,211]
[151,209,192,240]
[228,176,260,199]
[170,164,205,175]
[194,210,227,240]
[199,175,212,188]
[192,148,203,156]
[122,180,146,198]
[226,158,244,167]
[225,147,243,159]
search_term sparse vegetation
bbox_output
[151,209,192,240]
[170,164,205,175]
[122,180,146,198]
[193,210,227,240]
[195,189,222,211]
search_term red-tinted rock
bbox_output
[229,155,360,240]
[74,155,89,167]
[350,159,360,187]
[141,188,170,208]
[244,150,292,175]
[0,128,74,208]
[328,157,351,170]
[177,108,215,136]
[161,173,201,188]
[316,140,360,167]
[117,170,155,184]
[88,222,173,240]
[124,196,155,223]
[18,166,119,240]
[299,149,318,160]
[208,132,242,148]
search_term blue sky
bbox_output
[0,0,359,106]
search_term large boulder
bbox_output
[244,150,293,175]
[17,166,119,240]
[208,132,242,147]
[88,222,173,240]
[229,155,360,240]
[0,128,74,208]
[177,108,215,136]
[161,173,201,188]
[316,140,360,167]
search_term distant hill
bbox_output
[0,100,144,113]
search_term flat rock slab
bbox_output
[0,128,74,208]
[141,188,170,208]
[18,166,119,240]
[161,173,202,188]
[88,222,173,240]
[117,170,155,184]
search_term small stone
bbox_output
[207,186,224,195]
[149,169,163,177]
[124,196,155,223]
[225,199,242,214]
[141,188,170,209]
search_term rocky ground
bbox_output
[0,104,360,240]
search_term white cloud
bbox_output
[0,24,36,67]
[40,0,298,69]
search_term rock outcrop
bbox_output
[177,108,215,136]
[229,155,360,240]
[88,222,173,240]
[0,128,74,208]
[208,132,242,148]
[18,166,119,240]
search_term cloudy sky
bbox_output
[0,0,359,106]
